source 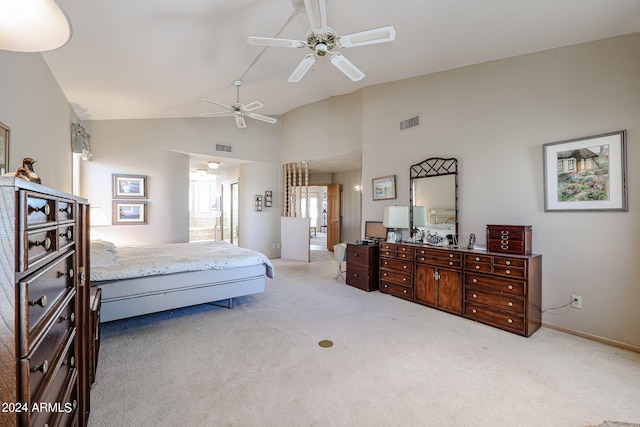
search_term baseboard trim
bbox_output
[542,322,640,354]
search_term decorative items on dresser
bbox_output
[345,244,379,291]
[0,177,92,426]
[379,241,542,337]
[486,224,532,255]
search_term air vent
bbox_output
[400,115,420,131]
[215,144,232,152]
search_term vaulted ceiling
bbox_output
[42,0,640,123]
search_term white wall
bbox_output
[0,52,78,192]
[361,34,639,347]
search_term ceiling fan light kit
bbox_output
[247,0,396,83]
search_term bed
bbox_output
[90,240,274,322]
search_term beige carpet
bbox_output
[88,250,640,427]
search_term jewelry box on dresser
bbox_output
[0,177,92,426]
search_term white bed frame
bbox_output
[93,264,266,322]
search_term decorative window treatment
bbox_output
[71,123,92,160]
[283,161,310,217]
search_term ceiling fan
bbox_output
[247,0,396,82]
[199,80,277,128]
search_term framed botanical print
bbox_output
[543,130,627,211]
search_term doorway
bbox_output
[222,179,239,245]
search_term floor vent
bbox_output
[400,115,420,131]
[216,144,232,152]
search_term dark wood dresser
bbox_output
[346,243,379,291]
[0,177,92,426]
[379,241,542,337]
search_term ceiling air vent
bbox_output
[215,143,232,152]
[400,115,420,131]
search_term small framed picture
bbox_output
[543,130,627,212]
[372,175,397,201]
[112,174,147,199]
[113,201,147,225]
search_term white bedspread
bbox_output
[91,240,274,282]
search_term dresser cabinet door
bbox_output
[414,264,437,307]
[437,268,463,314]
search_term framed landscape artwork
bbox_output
[112,174,147,198]
[372,175,397,201]
[543,130,627,212]
[113,201,147,225]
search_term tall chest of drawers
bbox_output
[0,178,91,427]
[379,242,414,301]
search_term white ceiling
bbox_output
[40,0,639,172]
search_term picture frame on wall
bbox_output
[113,201,147,225]
[543,130,627,212]
[372,175,397,201]
[0,121,9,175]
[112,174,147,198]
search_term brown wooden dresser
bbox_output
[379,241,542,337]
[345,244,379,291]
[0,177,92,426]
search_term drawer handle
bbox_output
[34,237,52,251]
[60,228,73,239]
[475,257,480,261]
[384,284,388,288]
[58,268,74,279]
[506,260,511,266]
[475,265,480,270]
[472,309,477,314]
[59,312,75,323]
[403,265,407,269]
[449,254,454,258]
[508,302,513,307]
[29,295,47,308]
[32,359,48,375]
[501,230,509,235]
[501,245,509,249]
[472,293,477,298]
[420,257,425,261]
[472,278,478,283]
[403,290,407,294]
[60,205,73,215]
[402,278,407,282]
[64,356,76,368]
[507,319,513,324]
[501,235,509,241]
[383,273,388,277]
[33,204,51,216]
[505,269,511,275]
[353,273,359,277]
[354,253,359,257]
[449,261,453,266]
[508,285,514,290]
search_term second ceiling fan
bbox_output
[199,80,277,128]
[247,0,396,82]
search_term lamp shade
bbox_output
[0,0,72,52]
[412,206,427,227]
[382,205,409,229]
[89,206,110,227]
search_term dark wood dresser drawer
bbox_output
[20,252,76,334]
[465,288,525,314]
[346,244,372,268]
[22,192,57,228]
[380,257,413,273]
[346,265,373,289]
[57,199,76,222]
[465,303,525,335]
[465,272,525,297]
[380,269,412,286]
[380,281,413,300]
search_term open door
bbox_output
[326,184,340,250]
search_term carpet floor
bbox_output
[88,250,640,427]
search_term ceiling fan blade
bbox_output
[338,25,396,48]
[247,112,278,124]
[288,54,316,83]
[242,101,264,112]
[198,111,230,117]
[329,53,365,82]
[235,115,247,128]
[203,99,232,110]
[303,0,327,35]
[247,36,306,48]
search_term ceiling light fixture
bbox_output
[207,161,220,169]
[0,0,72,52]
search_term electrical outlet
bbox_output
[571,295,582,309]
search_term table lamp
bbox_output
[382,205,409,243]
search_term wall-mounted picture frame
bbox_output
[112,174,147,199]
[113,201,147,225]
[264,190,273,207]
[372,175,397,201]
[543,130,627,212]
[0,121,9,175]
[255,195,263,212]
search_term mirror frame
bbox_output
[409,157,458,239]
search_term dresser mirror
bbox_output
[409,157,458,243]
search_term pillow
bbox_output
[90,240,117,267]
